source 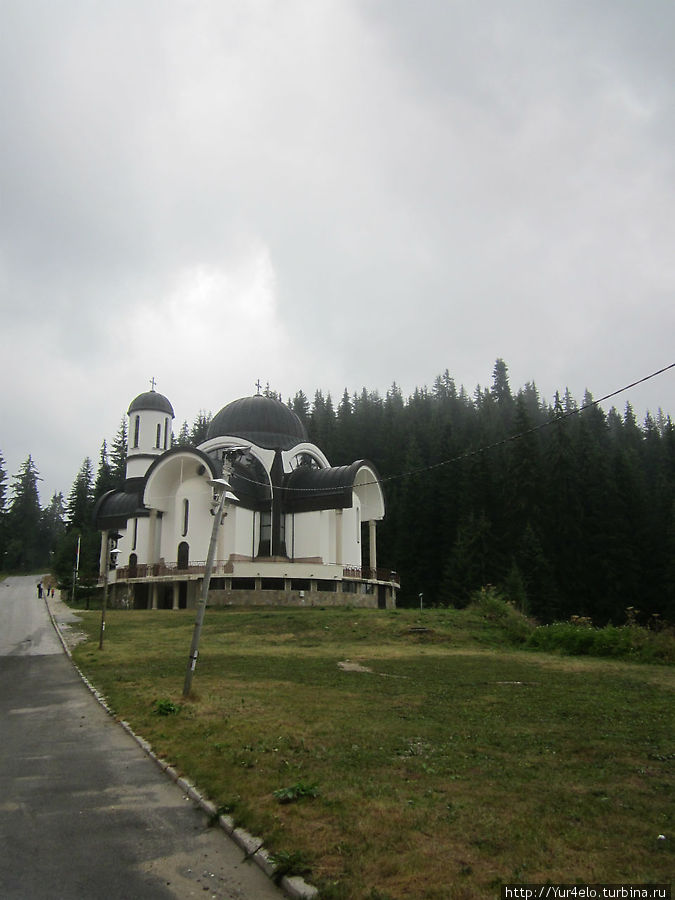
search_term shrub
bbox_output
[153,698,181,716]
[526,622,675,664]
[470,585,533,644]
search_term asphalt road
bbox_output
[0,575,285,900]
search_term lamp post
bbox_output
[99,542,120,650]
[71,534,81,605]
[182,477,238,698]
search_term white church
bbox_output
[94,385,399,610]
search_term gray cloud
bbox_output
[1,0,673,501]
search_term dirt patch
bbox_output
[337,660,373,673]
[47,597,89,651]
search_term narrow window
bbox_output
[182,499,189,537]
[163,418,169,449]
[259,511,271,556]
[132,518,138,550]
[156,423,161,448]
[177,541,189,569]
[133,415,140,448]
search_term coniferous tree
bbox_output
[5,456,43,571]
[174,420,191,446]
[52,459,99,596]
[40,492,66,567]
[110,418,128,486]
[291,390,310,425]
[94,440,116,499]
[66,458,95,532]
[190,411,212,445]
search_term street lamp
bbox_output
[99,543,120,650]
[71,534,81,605]
[182,476,239,697]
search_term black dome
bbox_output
[206,395,308,450]
[128,391,174,417]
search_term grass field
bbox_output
[70,604,674,899]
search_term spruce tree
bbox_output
[40,492,66,566]
[110,418,128,485]
[5,456,43,571]
[66,458,95,532]
[190,411,212,445]
[291,390,310,425]
[175,421,191,446]
[94,440,116,499]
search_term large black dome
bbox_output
[206,395,308,450]
[128,390,174,417]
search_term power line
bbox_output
[378,360,675,487]
[230,361,675,493]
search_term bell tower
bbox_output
[126,381,175,481]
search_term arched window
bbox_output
[182,499,189,537]
[177,541,189,569]
[133,415,140,448]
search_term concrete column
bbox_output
[147,510,158,564]
[99,530,109,578]
[369,520,377,575]
[172,582,180,610]
[335,509,343,565]
[151,583,159,610]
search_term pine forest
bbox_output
[2,360,674,627]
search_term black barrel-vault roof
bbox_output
[93,489,148,531]
[283,460,377,513]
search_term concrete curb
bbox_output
[44,598,319,900]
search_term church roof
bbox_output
[93,489,147,530]
[206,395,308,450]
[283,460,377,513]
[128,390,175,417]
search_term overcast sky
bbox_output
[1,1,674,503]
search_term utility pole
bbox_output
[71,534,81,604]
[99,541,119,649]
[182,478,236,698]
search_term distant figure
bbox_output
[37,582,43,599]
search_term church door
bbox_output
[177,542,189,570]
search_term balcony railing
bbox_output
[342,566,400,586]
[110,562,400,586]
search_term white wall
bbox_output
[159,476,213,565]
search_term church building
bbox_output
[93,385,399,610]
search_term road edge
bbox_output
[44,596,319,900]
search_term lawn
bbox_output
[71,605,674,899]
